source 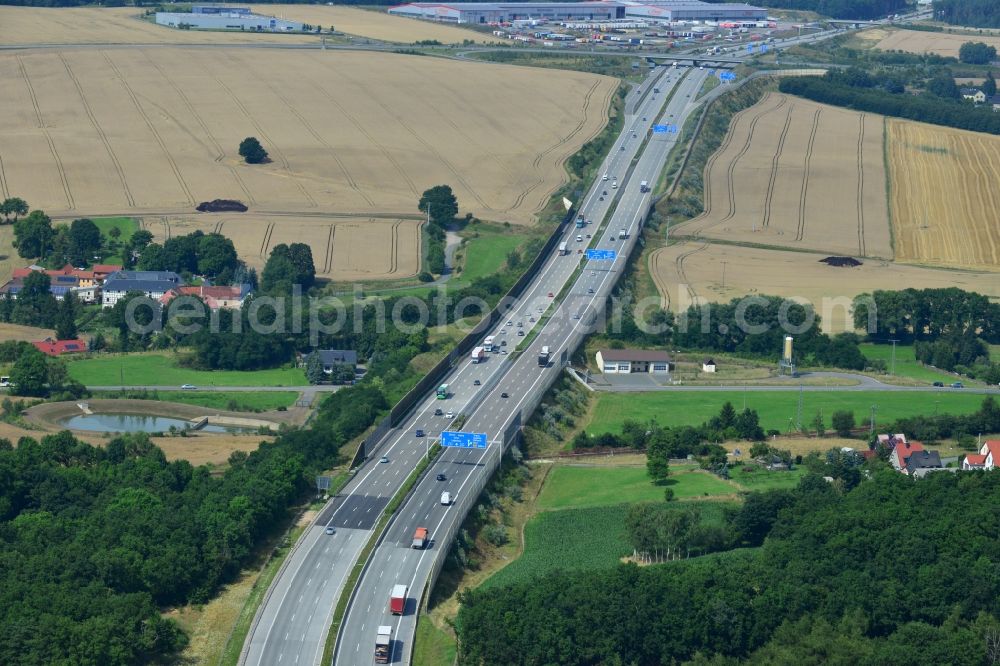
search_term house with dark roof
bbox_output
[903,450,943,477]
[101,271,182,307]
[702,358,717,373]
[595,349,672,374]
[961,87,986,104]
[32,338,87,356]
[889,439,925,471]
[309,349,358,371]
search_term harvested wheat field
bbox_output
[151,214,422,281]
[673,93,891,258]
[887,119,1000,270]
[874,29,1000,58]
[0,48,612,228]
[263,4,492,43]
[648,243,1000,332]
[0,7,319,45]
[0,322,56,343]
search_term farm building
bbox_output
[155,5,305,31]
[387,0,765,24]
[596,349,672,374]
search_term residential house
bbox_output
[101,270,182,307]
[961,87,986,104]
[309,349,358,374]
[962,453,987,470]
[32,338,87,356]
[702,358,717,373]
[595,349,672,374]
[903,450,943,477]
[160,284,253,310]
[889,439,925,471]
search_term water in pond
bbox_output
[58,413,251,434]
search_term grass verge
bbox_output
[536,464,735,510]
[413,613,457,666]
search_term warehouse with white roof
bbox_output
[387,0,765,24]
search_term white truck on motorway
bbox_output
[484,336,495,352]
[471,346,485,363]
[559,241,568,256]
[619,228,628,239]
[375,625,392,663]
[640,180,649,193]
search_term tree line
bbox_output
[934,0,1000,29]
[456,463,1000,664]
[779,74,1000,134]
[704,0,907,20]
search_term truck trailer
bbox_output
[471,346,485,363]
[375,625,392,663]
[639,180,649,193]
[484,336,495,352]
[558,241,568,256]
[390,584,407,615]
[619,228,628,239]
[576,214,586,228]
[412,527,428,549]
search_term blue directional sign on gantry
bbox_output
[587,249,617,261]
[653,124,669,133]
[441,431,488,449]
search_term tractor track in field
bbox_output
[795,108,821,242]
[17,56,75,210]
[103,52,194,207]
[762,104,793,230]
[58,53,135,208]
[855,113,867,257]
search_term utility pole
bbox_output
[888,338,899,375]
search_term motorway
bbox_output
[240,65,695,666]
[334,67,710,666]
[245,13,929,666]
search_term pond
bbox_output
[58,413,253,434]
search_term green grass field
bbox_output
[728,466,804,491]
[588,390,988,435]
[482,504,632,589]
[451,226,529,289]
[91,390,297,411]
[92,217,139,264]
[536,465,735,511]
[68,353,305,387]
[859,343,962,384]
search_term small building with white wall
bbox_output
[596,349,672,374]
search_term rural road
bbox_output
[586,372,998,393]
[87,385,341,392]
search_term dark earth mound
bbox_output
[819,256,862,267]
[196,199,248,213]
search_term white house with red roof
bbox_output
[963,440,1000,471]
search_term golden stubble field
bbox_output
[0,5,489,45]
[647,244,1000,333]
[887,119,1000,270]
[673,93,892,258]
[0,47,614,280]
[874,29,1000,58]
[148,214,421,281]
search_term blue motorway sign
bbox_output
[746,43,755,53]
[761,44,769,53]
[587,249,617,261]
[653,124,669,133]
[441,431,488,449]
[720,72,737,82]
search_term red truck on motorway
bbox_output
[390,584,407,615]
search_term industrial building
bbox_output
[388,2,625,24]
[387,0,765,24]
[155,5,304,31]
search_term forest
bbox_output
[0,382,380,665]
[456,466,1000,665]
[933,0,1000,29]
